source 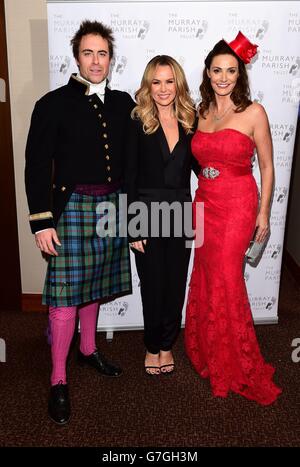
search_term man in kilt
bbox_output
[25,20,134,425]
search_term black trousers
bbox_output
[134,237,191,354]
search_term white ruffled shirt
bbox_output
[77,74,107,102]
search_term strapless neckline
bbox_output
[197,128,255,147]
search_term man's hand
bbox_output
[129,239,147,253]
[35,228,61,256]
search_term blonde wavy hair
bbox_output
[132,55,195,134]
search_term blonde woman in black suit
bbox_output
[124,55,199,375]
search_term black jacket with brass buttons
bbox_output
[25,74,135,233]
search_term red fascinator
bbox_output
[225,31,258,64]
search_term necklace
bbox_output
[212,104,233,122]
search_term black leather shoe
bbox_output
[48,381,70,425]
[78,349,122,377]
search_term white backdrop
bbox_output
[46,0,300,331]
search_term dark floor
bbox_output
[0,265,299,447]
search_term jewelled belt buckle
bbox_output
[202,167,220,179]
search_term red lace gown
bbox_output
[185,129,282,405]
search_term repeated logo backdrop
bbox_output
[47,1,300,329]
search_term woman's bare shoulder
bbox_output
[246,101,267,118]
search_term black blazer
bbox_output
[25,74,135,233]
[124,118,200,241]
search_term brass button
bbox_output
[98,114,102,118]
[93,104,98,109]
[103,133,108,139]
[102,122,107,127]
[88,98,92,102]
[107,166,111,171]
[106,155,110,160]
[104,144,109,149]
[107,177,111,182]
[53,184,56,189]
[61,186,66,192]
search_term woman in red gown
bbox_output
[185,32,282,405]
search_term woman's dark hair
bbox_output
[199,40,252,118]
[70,20,115,60]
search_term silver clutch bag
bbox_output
[245,240,265,264]
[245,227,269,264]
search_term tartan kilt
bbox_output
[42,190,132,307]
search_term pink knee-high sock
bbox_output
[79,301,99,356]
[49,306,77,386]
